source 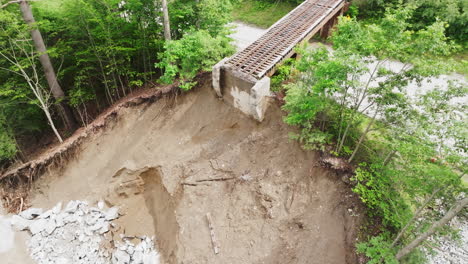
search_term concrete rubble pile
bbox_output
[10,200,160,264]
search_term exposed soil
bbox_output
[4,79,364,263]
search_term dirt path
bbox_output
[22,81,363,263]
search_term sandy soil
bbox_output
[23,80,363,264]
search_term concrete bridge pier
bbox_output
[213,58,272,122]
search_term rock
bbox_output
[105,207,119,221]
[43,219,57,235]
[142,251,160,264]
[98,200,105,210]
[10,215,33,231]
[52,202,63,214]
[132,251,144,264]
[56,256,71,264]
[65,200,79,213]
[16,200,160,264]
[29,218,48,235]
[85,213,100,226]
[127,245,135,255]
[112,249,130,264]
[19,208,43,220]
[99,222,110,234]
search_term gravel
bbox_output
[426,216,468,264]
[10,200,160,264]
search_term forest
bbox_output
[0,0,236,163]
[0,0,467,263]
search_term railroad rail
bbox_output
[225,0,346,79]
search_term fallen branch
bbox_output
[206,212,220,255]
[196,177,235,183]
[182,177,235,186]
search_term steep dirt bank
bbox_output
[4,79,364,263]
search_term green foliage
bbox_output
[156,30,234,90]
[355,0,467,43]
[169,0,234,39]
[0,7,48,150]
[346,3,359,18]
[356,234,398,264]
[281,5,467,262]
[0,0,237,162]
[0,130,16,161]
[0,114,17,162]
[271,58,296,91]
[232,0,297,28]
[332,11,457,69]
[352,163,411,228]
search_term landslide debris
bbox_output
[10,200,160,264]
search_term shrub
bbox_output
[0,128,17,162]
[357,234,398,264]
[156,30,235,90]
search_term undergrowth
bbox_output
[232,0,297,28]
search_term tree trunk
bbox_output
[391,187,442,248]
[392,172,466,248]
[348,105,380,163]
[161,0,171,41]
[395,197,468,260]
[19,0,77,131]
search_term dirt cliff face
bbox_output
[24,81,363,264]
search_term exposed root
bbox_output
[318,155,354,174]
[0,185,29,214]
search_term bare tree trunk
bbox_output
[161,0,171,41]
[348,105,380,163]
[395,197,468,260]
[391,187,442,248]
[43,105,63,142]
[391,172,466,248]
[19,0,77,131]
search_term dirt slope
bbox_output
[25,80,363,264]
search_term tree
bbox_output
[355,0,467,42]
[0,10,63,142]
[156,29,234,90]
[282,6,466,261]
[168,0,234,38]
[396,197,468,260]
[1,0,78,131]
[161,0,171,41]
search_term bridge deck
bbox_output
[226,0,345,79]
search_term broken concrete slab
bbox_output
[19,208,43,220]
[13,201,160,264]
[10,215,32,231]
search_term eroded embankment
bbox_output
[0,76,191,213]
[2,79,364,264]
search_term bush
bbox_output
[352,163,411,229]
[156,30,235,90]
[0,128,17,162]
[357,234,398,264]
